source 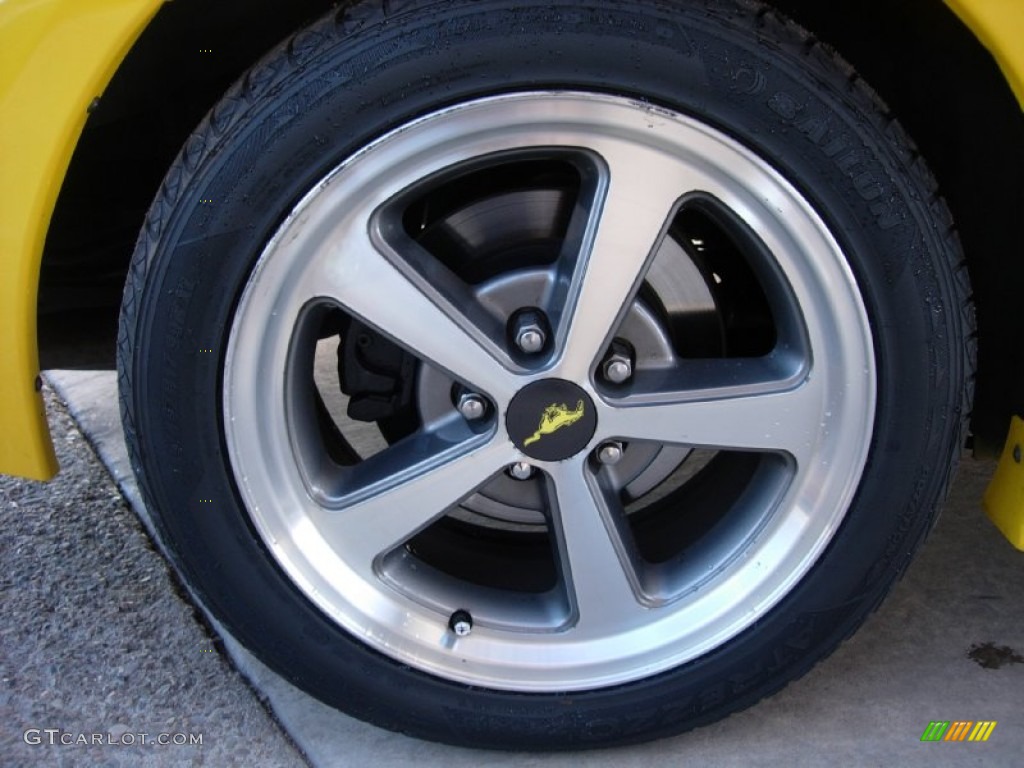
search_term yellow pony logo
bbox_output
[523,400,586,446]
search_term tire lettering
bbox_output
[769,90,901,230]
[835,150,862,174]
[821,135,850,159]
[854,171,884,201]
[796,115,829,143]
[767,91,802,120]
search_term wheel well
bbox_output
[38,0,334,363]
[771,0,1024,451]
[40,0,1024,449]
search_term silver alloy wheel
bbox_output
[223,92,875,692]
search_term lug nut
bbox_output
[508,462,534,480]
[602,353,633,384]
[457,393,487,421]
[517,328,545,354]
[596,441,624,466]
[511,310,547,354]
[449,609,473,637]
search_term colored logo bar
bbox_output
[920,721,997,742]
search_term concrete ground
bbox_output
[3,368,1023,766]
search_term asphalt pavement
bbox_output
[1,384,305,767]
[2,369,1023,767]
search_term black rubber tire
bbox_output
[118,0,974,749]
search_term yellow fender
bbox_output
[946,0,1024,107]
[985,416,1024,549]
[0,0,162,479]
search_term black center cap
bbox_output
[507,379,597,461]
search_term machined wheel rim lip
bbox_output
[223,92,876,691]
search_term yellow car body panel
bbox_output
[0,0,162,480]
[946,0,1024,107]
[0,0,1022,551]
[985,416,1024,549]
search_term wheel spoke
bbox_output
[305,223,517,404]
[315,434,516,571]
[553,143,699,380]
[598,365,823,461]
[547,461,646,632]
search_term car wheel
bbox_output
[118,0,973,749]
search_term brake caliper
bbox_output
[338,318,417,430]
